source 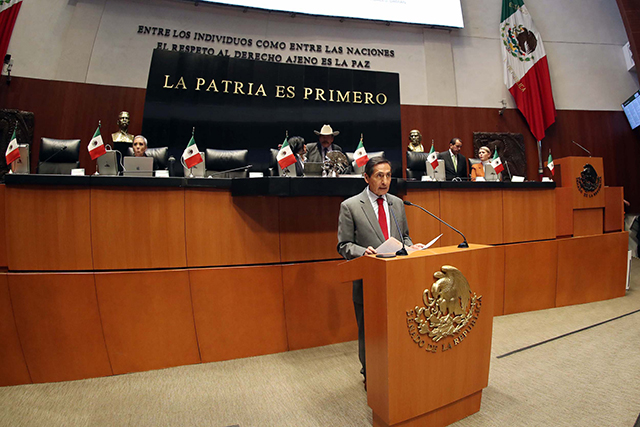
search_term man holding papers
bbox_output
[337,157,422,388]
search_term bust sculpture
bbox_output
[408,129,424,152]
[111,111,134,144]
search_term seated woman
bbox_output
[470,146,499,181]
[132,135,148,157]
[131,135,160,170]
[287,136,306,176]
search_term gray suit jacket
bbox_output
[306,142,343,163]
[337,188,413,261]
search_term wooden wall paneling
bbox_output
[190,265,288,362]
[404,189,442,248]
[184,189,280,267]
[0,77,146,174]
[278,196,343,262]
[8,273,112,383]
[502,189,556,243]
[0,273,31,386]
[282,260,357,351]
[439,189,503,246]
[4,78,640,205]
[94,270,200,375]
[556,187,573,237]
[91,187,187,270]
[503,241,558,315]
[556,232,628,307]
[573,208,604,237]
[0,185,6,268]
[604,187,624,232]
[6,186,93,271]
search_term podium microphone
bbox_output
[388,199,408,256]
[403,200,469,248]
[38,145,68,170]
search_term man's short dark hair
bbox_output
[364,156,392,177]
[450,137,462,146]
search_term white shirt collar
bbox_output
[367,188,386,204]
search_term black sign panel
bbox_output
[142,49,401,175]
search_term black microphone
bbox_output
[167,155,176,176]
[38,145,68,170]
[403,200,469,248]
[388,199,408,256]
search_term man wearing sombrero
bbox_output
[306,124,343,162]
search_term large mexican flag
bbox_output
[501,0,556,141]
[0,0,23,62]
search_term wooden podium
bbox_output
[340,244,503,427]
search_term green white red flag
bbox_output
[277,136,296,169]
[547,152,554,175]
[427,143,438,169]
[87,125,106,160]
[182,134,203,168]
[0,0,23,62]
[500,0,556,141]
[5,126,19,164]
[491,149,504,174]
[353,136,369,167]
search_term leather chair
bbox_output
[205,149,249,178]
[38,138,81,174]
[125,146,170,171]
[405,151,431,180]
[346,151,385,175]
[267,148,279,176]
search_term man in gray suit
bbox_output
[337,157,421,388]
[306,124,343,162]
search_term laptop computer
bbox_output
[304,162,323,176]
[123,156,153,177]
[11,145,30,174]
[96,151,118,176]
[425,159,445,181]
[183,152,205,177]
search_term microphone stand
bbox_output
[388,201,408,256]
[38,145,68,171]
[572,140,592,157]
[207,164,253,177]
[403,200,469,248]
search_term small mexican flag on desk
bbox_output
[5,127,19,165]
[277,136,296,169]
[88,125,106,160]
[491,150,504,174]
[182,133,203,169]
[353,135,369,167]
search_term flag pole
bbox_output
[188,127,195,178]
[537,139,544,181]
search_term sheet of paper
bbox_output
[406,233,443,254]
[375,237,403,254]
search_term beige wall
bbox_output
[7,0,639,109]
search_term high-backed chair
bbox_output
[125,146,170,171]
[345,150,385,175]
[205,149,249,178]
[405,151,430,180]
[38,138,81,174]
[268,148,279,176]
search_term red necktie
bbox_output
[377,197,389,240]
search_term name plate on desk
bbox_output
[71,168,85,176]
[155,170,170,177]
